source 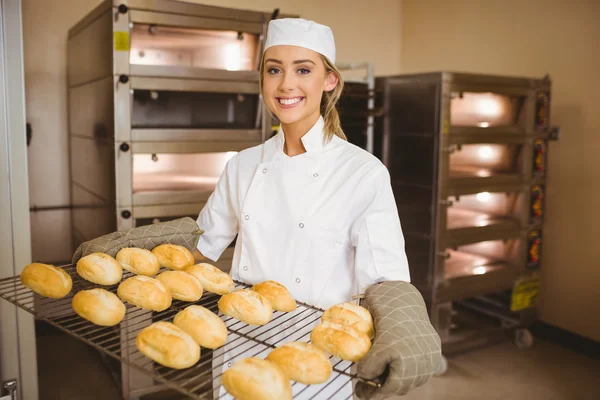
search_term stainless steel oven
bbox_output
[375,72,555,357]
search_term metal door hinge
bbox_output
[1,379,17,400]
[442,144,460,154]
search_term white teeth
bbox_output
[278,98,302,105]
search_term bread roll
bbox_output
[156,271,203,302]
[266,342,332,384]
[117,276,172,311]
[20,263,72,299]
[222,358,292,400]
[173,305,227,349]
[322,302,375,339]
[218,289,273,325]
[136,321,200,369]
[76,252,123,285]
[185,263,234,295]
[72,288,126,326]
[251,281,296,312]
[310,321,371,362]
[151,244,195,271]
[115,248,160,276]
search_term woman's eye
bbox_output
[298,68,311,75]
[267,67,281,74]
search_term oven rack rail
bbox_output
[0,264,379,399]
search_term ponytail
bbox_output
[321,56,347,142]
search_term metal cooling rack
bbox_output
[0,265,379,399]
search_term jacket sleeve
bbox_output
[351,164,411,293]
[195,158,239,261]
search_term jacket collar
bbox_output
[274,116,326,155]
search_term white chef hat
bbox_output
[264,18,336,63]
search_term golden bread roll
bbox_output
[117,276,172,311]
[322,302,375,339]
[151,244,195,271]
[310,321,371,362]
[115,247,160,276]
[156,271,203,302]
[218,289,273,325]
[76,252,123,285]
[136,321,200,369]
[185,263,234,295]
[222,358,292,400]
[72,288,126,326]
[266,342,332,384]
[251,280,297,312]
[173,305,227,349]
[20,263,72,299]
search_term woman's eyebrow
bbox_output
[264,58,316,65]
[293,59,316,65]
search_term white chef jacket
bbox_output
[197,116,410,399]
[196,116,410,308]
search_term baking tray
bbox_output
[0,265,379,399]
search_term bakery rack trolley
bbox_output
[0,266,380,399]
[374,72,556,368]
[65,1,303,397]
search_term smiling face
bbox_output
[261,45,338,129]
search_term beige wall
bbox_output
[22,0,403,263]
[402,0,600,341]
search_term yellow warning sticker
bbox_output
[510,274,540,312]
[442,119,449,135]
[114,32,130,51]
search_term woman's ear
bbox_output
[324,72,339,92]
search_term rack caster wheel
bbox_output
[434,355,448,376]
[514,328,534,349]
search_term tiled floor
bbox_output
[37,327,599,400]
[404,340,599,400]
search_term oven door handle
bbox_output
[0,380,17,400]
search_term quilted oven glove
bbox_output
[72,217,204,264]
[355,281,442,399]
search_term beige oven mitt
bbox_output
[356,281,442,399]
[71,217,203,264]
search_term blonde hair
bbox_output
[259,54,347,143]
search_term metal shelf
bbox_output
[131,174,216,219]
[447,132,532,145]
[448,167,525,196]
[0,265,379,400]
[447,208,519,231]
[131,141,260,155]
[130,65,259,83]
[437,250,518,303]
[133,173,218,195]
[131,128,262,143]
[130,76,260,95]
[445,208,522,247]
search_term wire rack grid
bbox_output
[0,264,379,399]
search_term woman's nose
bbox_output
[278,72,295,92]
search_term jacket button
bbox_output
[299,223,304,228]
[243,266,248,271]
[296,278,301,283]
[313,173,319,177]
[245,215,250,220]
[262,168,267,173]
